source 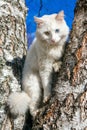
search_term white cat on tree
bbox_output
[7,11,69,117]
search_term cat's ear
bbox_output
[34,16,44,27]
[55,10,64,21]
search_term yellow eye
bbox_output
[44,31,50,36]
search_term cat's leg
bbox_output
[53,61,62,72]
[22,72,41,117]
[39,61,53,103]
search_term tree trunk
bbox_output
[0,0,27,130]
[32,0,87,130]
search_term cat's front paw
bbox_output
[53,61,62,72]
[43,95,51,104]
[31,109,40,119]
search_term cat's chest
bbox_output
[48,46,63,60]
[38,46,62,60]
[37,48,53,68]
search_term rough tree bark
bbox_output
[0,0,27,130]
[32,0,87,130]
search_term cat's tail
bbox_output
[7,92,30,116]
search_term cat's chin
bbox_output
[45,40,57,46]
[42,40,59,46]
[50,42,58,46]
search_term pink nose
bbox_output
[51,39,55,43]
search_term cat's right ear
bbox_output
[34,16,44,27]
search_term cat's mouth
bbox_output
[50,40,58,46]
[42,39,59,46]
[45,39,57,45]
[50,41,56,45]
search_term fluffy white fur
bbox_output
[8,92,30,115]
[7,11,69,117]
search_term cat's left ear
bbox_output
[34,16,44,27]
[55,10,64,21]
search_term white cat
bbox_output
[7,11,69,117]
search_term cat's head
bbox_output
[34,11,69,46]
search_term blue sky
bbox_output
[25,0,77,47]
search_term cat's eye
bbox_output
[55,29,59,33]
[44,31,50,36]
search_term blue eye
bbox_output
[55,29,59,33]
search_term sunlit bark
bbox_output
[0,0,27,130]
